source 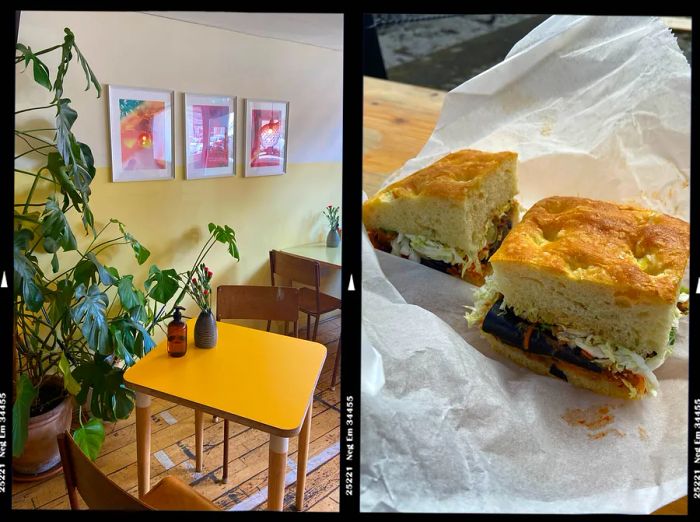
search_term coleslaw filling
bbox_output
[465,278,687,397]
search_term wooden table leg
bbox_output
[222,420,230,483]
[295,401,313,510]
[268,435,289,511]
[331,338,341,390]
[195,409,204,472]
[135,392,152,498]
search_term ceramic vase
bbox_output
[195,310,217,348]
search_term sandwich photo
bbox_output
[466,196,690,399]
[363,149,519,286]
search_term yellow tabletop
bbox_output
[124,319,326,437]
[280,242,342,269]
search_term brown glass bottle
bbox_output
[167,306,187,357]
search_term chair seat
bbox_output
[299,287,341,315]
[141,476,219,511]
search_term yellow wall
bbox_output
[16,12,343,340]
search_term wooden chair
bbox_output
[56,431,219,510]
[269,250,341,342]
[215,284,300,482]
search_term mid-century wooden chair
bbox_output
[56,431,219,510]
[269,250,341,342]
[214,284,300,482]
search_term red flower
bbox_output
[203,289,209,295]
[192,277,197,283]
[208,271,213,278]
[327,204,332,208]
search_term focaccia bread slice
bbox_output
[468,196,690,398]
[363,149,519,285]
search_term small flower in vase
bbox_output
[188,264,217,348]
[323,204,340,231]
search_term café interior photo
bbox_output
[13,11,343,511]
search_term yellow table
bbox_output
[280,242,342,269]
[363,75,687,516]
[123,319,327,511]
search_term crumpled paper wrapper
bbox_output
[360,15,689,513]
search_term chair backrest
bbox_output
[57,431,152,510]
[269,250,321,290]
[217,285,300,336]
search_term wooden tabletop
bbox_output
[124,319,326,437]
[362,75,687,515]
[281,242,342,269]
[363,76,446,197]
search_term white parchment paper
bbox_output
[360,15,690,513]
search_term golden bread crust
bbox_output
[364,149,518,206]
[491,196,689,304]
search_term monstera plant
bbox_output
[13,29,240,472]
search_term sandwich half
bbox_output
[363,149,519,285]
[467,196,690,399]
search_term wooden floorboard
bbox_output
[13,316,340,512]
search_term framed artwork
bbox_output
[184,93,236,180]
[108,85,174,182]
[244,99,289,177]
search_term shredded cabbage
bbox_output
[465,275,500,327]
[390,233,476,277]
[464,279,688,397]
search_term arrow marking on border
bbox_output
[348,274,355,291]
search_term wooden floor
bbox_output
[13,315,341,512]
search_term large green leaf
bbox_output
[55,98,77,168]
[144,265,179,304]
[47,151,83,210]
[49,279,74,337]
[109,316,155,360]
[32,55,51,90]
[72,41,101,97]
[14,229,44,312]
[73,258,97,287]
[73,417,105,461]
[110,327,134,367]
[52,29,75,103]
[40,195,77,254]
[12,375,38,457]
[111,219,150,265]
[117,275,140,310]
[208,222,240,260]
[58,352,81,395]
[86,253,116,286]
[72,283,110,354]
[16,44,51,90]
[73,356,134,422]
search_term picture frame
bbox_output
[243,98,289,177]
[108,85,174,182]
[184,93,236,180]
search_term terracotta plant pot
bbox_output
[195,310,218,348]
[13,394,74,475]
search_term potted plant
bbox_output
[13,29,157,474]
[13,29,242,474]
[323,204,341,247]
